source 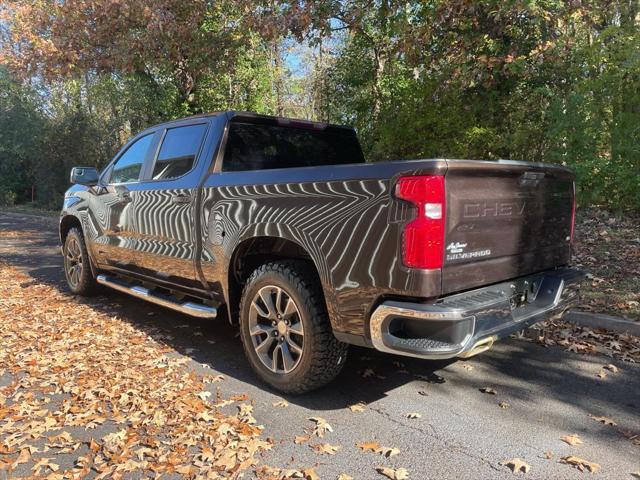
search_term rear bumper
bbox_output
[369,267,584,359]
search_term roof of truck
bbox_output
[156,111,355,131]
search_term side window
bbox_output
[110,134,154,184]
[222,122,365,171]
[152,124,207,180]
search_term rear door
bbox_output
[442,160,574,294]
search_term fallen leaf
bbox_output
[311,443,340,455]
[294,435,310,445]
[499,458,531,474]
[560,434,583,446]
[406,412,422,419]
[479,387,497,395]
[499,401,510,409]
[272,400,289,408]
[376,466,409,479]
[11,448,31,468]
[308,417,333,437]
[31,458,59,475]
[561,455,601,473]
[337,474,354,480]
[377,446,401,458]
[589,414,617,426]
[198,391,212,401]
[603,364,619,373]
[543,451,554,459]
[203,374,225,383]
[304,467,320,480]
[348,402,366,412]
[356,441,381,452]
[417,390,429,396]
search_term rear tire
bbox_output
[239,261,348,394]
[63,227,98,296]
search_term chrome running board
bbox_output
[96,274,217,319]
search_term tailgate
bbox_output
[442,160,574,295]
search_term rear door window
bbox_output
[110,134,154,184]
[222,122,365,171]
[152,124,207,180]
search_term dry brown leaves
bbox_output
[499,458,531,474]
[560,434,583,446]
[479,387,497,395]
[310,443,340,455]
[572,209,640,318]
[560,455,601,473]
[589,414,617,426]
[307,417,333,437]
[536,321,640,363]
[0,263,271,478]
[356,441,400,458]
[376,466,409,479]
[256,466,319,480]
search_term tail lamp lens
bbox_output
[396,175,446,269]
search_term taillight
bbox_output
[396,175,446,269]
[570,181,576,243]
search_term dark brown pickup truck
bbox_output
[60,111,583,393]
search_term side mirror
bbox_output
[70,166,99,185]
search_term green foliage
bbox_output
[0,67,45,204]
[0,0,638,211]
[321,0,639,210]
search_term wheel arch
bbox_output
[59,214,83,245]
[59,214,98,278]
[225,235,333,326]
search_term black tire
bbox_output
[63,227,98,296]
[239,261,348,394]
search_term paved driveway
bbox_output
[1,211,638,479]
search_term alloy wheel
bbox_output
[65,236,83,288]
[248,285,304,374]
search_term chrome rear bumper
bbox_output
[369,267,584,359]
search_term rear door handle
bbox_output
[171,193,191,204]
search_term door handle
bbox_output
[117,192,132,204]
[171,193,191,204]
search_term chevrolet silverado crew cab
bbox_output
[60,111,583,393]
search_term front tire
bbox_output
[63,227,98,296]
[239,261,348,394]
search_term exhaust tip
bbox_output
[458,336,495,358]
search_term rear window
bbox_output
[222,122,365,171]
[152,124,207,180]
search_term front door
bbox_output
[88,132,158,269]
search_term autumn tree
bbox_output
[1,0,261,112]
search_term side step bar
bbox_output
[96,274,217,319]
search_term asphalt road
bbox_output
[1,211,639,479]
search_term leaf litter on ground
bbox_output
[0,262,271,478]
